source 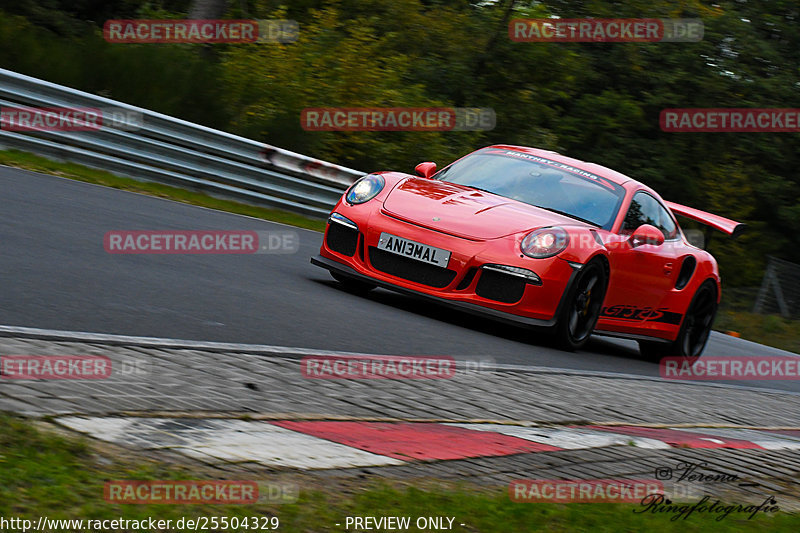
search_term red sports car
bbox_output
[311,145,744,358]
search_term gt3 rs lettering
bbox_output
[600,305,682,324]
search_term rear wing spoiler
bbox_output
[665,201,746,238]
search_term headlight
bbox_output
[346,174,385,205]
[521,227,570,258]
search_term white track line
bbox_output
[58,416,404,469]
[447,423,671,450]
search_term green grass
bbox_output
[716,287,800,354]
[714,311,800,354]
[0,413,282,524]
[1,413,798,532]
[0,149,326,232]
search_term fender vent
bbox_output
[675,256,697,290]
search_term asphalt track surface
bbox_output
[2,166,798,393]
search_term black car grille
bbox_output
[326,223,359,256]
[455,267,478,290]
[368,247,457,288]
[475,269,526,304]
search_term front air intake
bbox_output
[475,268,527,304]
[326,223,359,256]
[368,247,457,288]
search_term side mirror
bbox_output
[414,162,437,178]
[629,224,665,248]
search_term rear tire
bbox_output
[553,260,608,351]
[638,280,718,361]
[331,272,376,294]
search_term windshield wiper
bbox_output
[466,185,494,194]
[533,205,600,227]
[458,183,498,195]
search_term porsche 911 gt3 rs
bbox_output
[311,145,745,358]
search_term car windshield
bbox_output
[434,148,626,229]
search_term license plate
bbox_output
[377,233,451,268]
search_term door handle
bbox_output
[663,262,674,275]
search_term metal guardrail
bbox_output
[753,255,800,319]
[0,68,363,217]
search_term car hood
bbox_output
[381,177,585,240]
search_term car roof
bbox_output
[487,144,638,188]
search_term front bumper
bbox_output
[313,209,582,328]
[312,255,565,328]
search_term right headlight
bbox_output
[521,227,570,258]
[345,174,385,205]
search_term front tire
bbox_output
[638,280,718,360]
[553,260,608,351]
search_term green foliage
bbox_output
[219,1,483,171]
[0,8,229,128]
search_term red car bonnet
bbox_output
[382,177,586,240]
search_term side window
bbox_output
[622,194,648,233]
[622,192,678,239]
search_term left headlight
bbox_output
[346,174,385,205]
[521,227,570,258]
